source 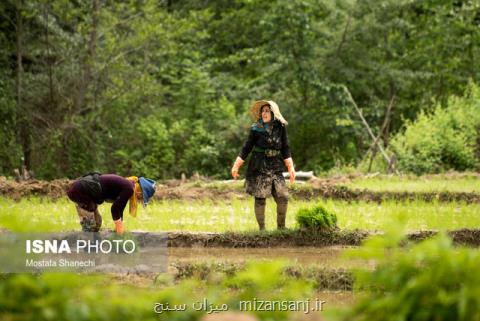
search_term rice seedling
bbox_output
[1,197,479,233]
[343,173,480,193]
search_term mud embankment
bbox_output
[0,177,71,199]
[166,230,369,247]
[123,229,480,248]
[2,177,480,203]
[32,228,480,248]
[294,185,480,203]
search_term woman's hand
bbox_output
[231,157,245,179]
[284,158,295,184]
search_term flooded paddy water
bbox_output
[166,246,360,308]
[168,246,356,267]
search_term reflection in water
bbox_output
[168,246,364,268]
[317,290,356,308]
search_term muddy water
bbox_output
[318,290,356,307]
[126,246,360,308]
[168,246,359,268]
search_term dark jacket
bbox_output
[239,120,291,179]
[67,174,134,221]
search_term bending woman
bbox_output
[67,173,156,234]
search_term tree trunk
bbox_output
[343,86,398,174]
[75,0,99,115]
[16,0,31,171]
[45,1,54,104]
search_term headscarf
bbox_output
[249,100,288,125]
[126,176,156,218]
[251,118,272,134]
[126,176,142,217]
[138,177,156,206]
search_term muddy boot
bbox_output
[254,198,266,231]
[114,219,124,235]
[275,198,288,229]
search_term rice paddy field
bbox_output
[341,172,480,193]
[1,173,480,320]
[2,197,480,233]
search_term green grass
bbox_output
[1,197,480,233]
[342,173,480,193]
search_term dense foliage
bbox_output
[342,230,480,321]
[2,0,479,179]
[0,261,313,321]
[391,83,480,174]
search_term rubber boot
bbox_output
[254,198,266,231]
[114,219,124,235]
[276,198,288,229]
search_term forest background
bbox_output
[1,0,479,180]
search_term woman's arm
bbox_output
[280,126,295,183]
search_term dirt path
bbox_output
[166,229,480,247]
[50,228,478,248]
[2,176,480,203]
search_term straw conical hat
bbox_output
[249,100,288,125]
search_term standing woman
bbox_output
[231,100,295,230]
[67,173,156,234]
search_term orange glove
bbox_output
[114,219,124,235]
[284,158,295,184]
[231,157,245,179]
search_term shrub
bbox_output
[342,229,480,321]
[391,82,480,174]
[0,261,314,321]
[295,204,338,230]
